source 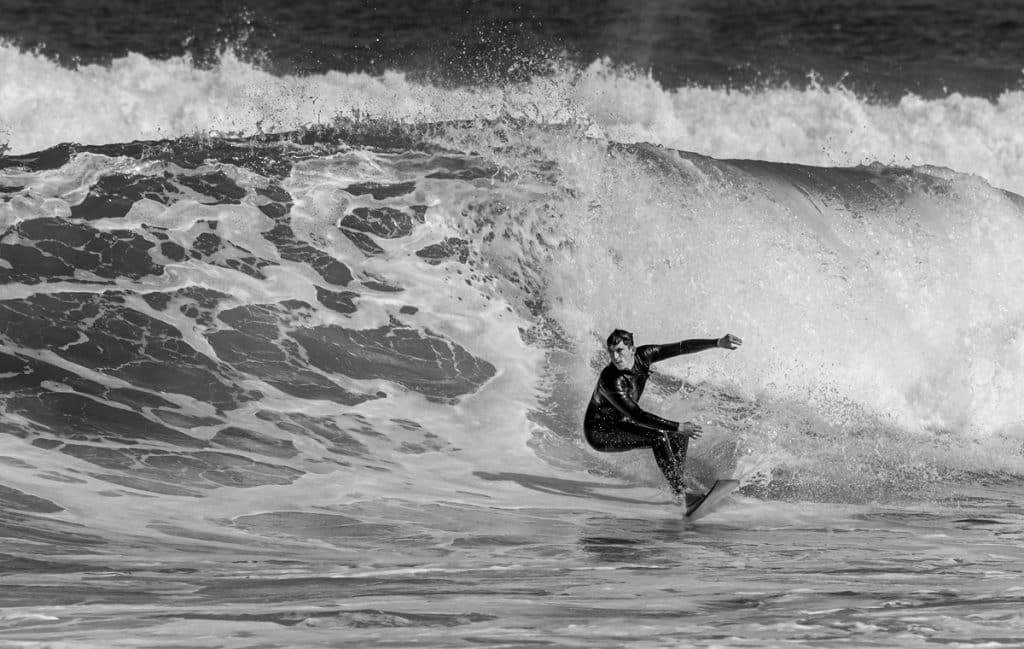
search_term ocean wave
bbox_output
[3,44,1024,194]
[4,118,1024,510]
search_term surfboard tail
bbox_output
[685,479,740,520]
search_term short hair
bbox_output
[606,328,634,348]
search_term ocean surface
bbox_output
[2,1,1024,647]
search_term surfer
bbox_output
[584,329,742,505]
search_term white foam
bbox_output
[3,46,1024,195]
[472,128,1024,472]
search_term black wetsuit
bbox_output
[584,340,718,495]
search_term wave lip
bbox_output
[4,45,1024,194]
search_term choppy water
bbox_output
[3,2,1024,647]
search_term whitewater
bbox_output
[2,43,1024,648]
[4,44,1024,195]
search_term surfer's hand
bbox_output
[717,333,742,350]
[678,422,702,439]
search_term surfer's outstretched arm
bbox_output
[643,333,743,363]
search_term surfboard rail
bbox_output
[684,479,740,520]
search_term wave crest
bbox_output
[3,45,1024,193]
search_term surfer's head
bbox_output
[606,329,635,370]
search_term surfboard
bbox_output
[684,479,740,521]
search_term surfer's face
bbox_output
[608,341,635,371]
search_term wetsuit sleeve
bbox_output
[641,339,719,364]
[598,375,679,432]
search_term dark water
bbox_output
[3,0,1024,98]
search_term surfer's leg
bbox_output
[667,433,689,480]
[651,432,686,495]
[585,420,660,452]
[586,422,686,495]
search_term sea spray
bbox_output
[468,132,1024,498]
[4,44,1024,193]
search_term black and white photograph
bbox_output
[2,1,1023,646]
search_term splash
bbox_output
[2,45,1024,194]
[497,137,1024,497]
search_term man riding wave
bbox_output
[584,328,742,504]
